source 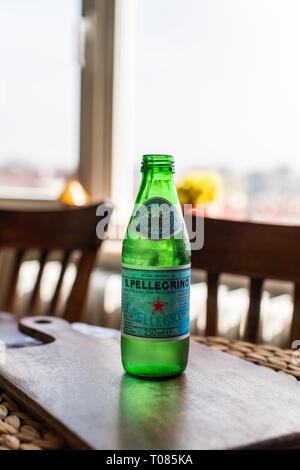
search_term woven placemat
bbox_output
[192,336,300,381]
[0,391,65,450]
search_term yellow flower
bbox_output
[176,171,223,206]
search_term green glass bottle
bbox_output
[121,155,191,377]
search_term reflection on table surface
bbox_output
[118,372,187,449]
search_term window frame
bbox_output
[0,0,116,206]
[79,0,115,202]
[0,0,136,268]
[0,0,134,271]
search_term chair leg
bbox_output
[244,278,263,344]
[206,272,219,336]
[290,283,300,346]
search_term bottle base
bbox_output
[121,335,189,378]
[123,364,185,378]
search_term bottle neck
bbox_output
[141,169,175,184]
[141,154,174,173]
[136,171,178,208]
[136,155,177,204]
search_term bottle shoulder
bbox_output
[122,235,191,268]
[124,171,191,267]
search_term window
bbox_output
[2,0,300,226]
[0,0,81,199]
[130,0,300,224]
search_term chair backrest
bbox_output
[0,203,112,322]
[190,216,300,344]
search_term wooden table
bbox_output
[1,313,300,450]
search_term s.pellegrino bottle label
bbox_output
[122,264,191,341]
[121,155,191,376]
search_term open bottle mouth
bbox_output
[141,154,175,173]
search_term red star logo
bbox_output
[148,296,168,315]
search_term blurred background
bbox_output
[2,0,300,221]
[1,0,300,346]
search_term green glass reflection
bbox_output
[118,373,186,449]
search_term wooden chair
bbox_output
[0,203,112,322]
[190,216,300,345]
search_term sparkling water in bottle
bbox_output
[121,155,191,377]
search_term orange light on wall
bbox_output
[59,178,90,206]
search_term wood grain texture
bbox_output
[0,203,113,322]
[191,217,300,281]
[190,216,300,344]
[1,316,300,450]
[0,204,110,250]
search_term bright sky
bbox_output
[1,0,300,178]
[135,0,300,176]
[0,0,81,171]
